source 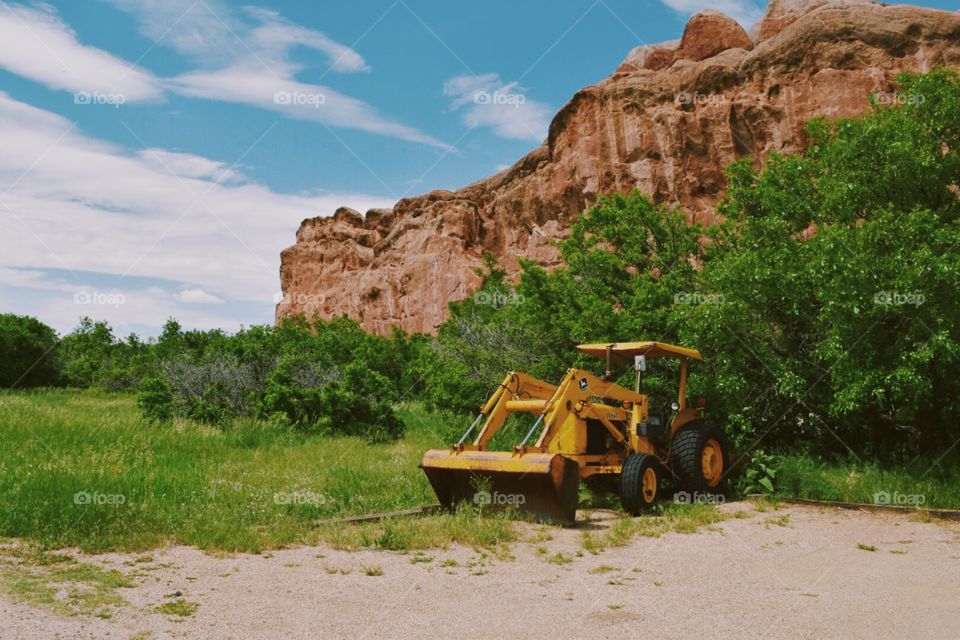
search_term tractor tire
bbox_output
[619,453,662,515]
[671,420,730,495]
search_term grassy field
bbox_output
[0,389,956,554]
[0,389,451,551]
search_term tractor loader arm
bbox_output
[530,368,644,453]
[463,371,557,451]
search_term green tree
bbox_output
[58,317,117,387]
[0,314,59,388]
[684,68,960,456]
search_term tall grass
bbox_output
[0,390,448,551]
[773,455,960,509]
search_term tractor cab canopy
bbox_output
[576,341,703,363]
[577,341,702,398]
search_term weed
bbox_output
[588,564,619,575]
[545,552,573,565]
[155,598,198,617]
[765,514,791,528]
[409,554,433,564]
[751,497,782,513]
[578,504,729,554]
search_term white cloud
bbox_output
[137,148,243,183]
[102,0,448,148]
[0,1,445,147]
[659,0,765,27]
[103,0,244,63]
[174,289,223,304]
[243,7,369,74]
[0,1,162,100]
[105,1,370,74]
[170,65,450,149]
[0,92,394,333]
[443,73,551,142]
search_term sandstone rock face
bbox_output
[278,0,960,335]
[675,11,753,62]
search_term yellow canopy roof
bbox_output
[576,341,703,362]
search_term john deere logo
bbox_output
[579,378,588,392]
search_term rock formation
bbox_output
[277,0,960,334]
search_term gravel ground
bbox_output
[3,502,959,640]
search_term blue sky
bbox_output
[0,0,955,338]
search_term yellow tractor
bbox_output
[420,341,730,524]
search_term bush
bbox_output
[153,353,263,424]
[136,316,407,441]
[260,354,339,429]
[58,317,115,387]
[0,314,59,388]
[138,375,173,422]
[319,363,404,442]
[261,357,404,441]
[57,317,155,391]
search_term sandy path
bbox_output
[3,502,960,640]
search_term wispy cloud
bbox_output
[0,1,162,100]
[174,288,224,304]
[170,65,450,149]
[136,148,243,183]
[104,0,448,148]
[659,0,765,28]
[443,73,551,142]
[0,1,445,147]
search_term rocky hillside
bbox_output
[277,0,960,334]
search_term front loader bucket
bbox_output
[420,450,580,525]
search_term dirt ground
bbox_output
[3,502,960,640]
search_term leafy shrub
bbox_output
[138,375,173,422]
[261,358,403,441]
[135,316,406,441]
[260,355,340,429]
[57,317,154,390]
[316,363,404,442]
[58,317,116,387]
[153,353,263,424]
[682,68,960,456]
[0,314,59,388]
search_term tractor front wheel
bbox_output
[671,420,730,495]
[619,453,661,515]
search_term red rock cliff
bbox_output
[277,0,960,334]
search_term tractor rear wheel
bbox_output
[619,453,661,515]
[671,420,730,495]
